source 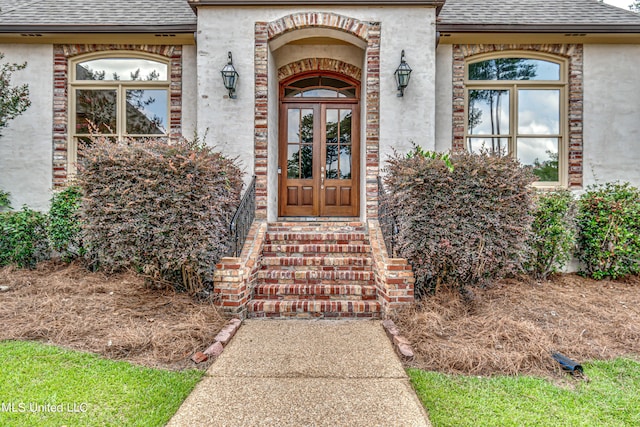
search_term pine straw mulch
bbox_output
[0,261,227,371]
[392,274,640,378]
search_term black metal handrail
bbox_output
[377,176,398,258]
[228,176,256,257]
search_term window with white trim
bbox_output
[465,54,567,185]
[69,54,170,170]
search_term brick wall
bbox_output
[452,44,584,188]
[368,219,415,314]
[213,220,267,317]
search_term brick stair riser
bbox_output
[257,270,373,281]
[265,232,367,245]
[248,300,381,319]
[268,223,365,233]
[261,256,373,268]
[262,244,371,255]
[253,284,378,301]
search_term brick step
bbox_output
[262,244,371,255]
[268,222,366,233]
[257,269,373,282]
[253,284,378,300]
[247,300,382,319]
[266,232,368,245]
[260,256,373,269]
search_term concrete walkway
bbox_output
[167,320,431,427]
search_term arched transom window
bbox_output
[465,54,567,185]
[283,75,358,99]
[69,54,170,170]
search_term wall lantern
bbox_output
[221,51,239,99]
[394,50,412,97]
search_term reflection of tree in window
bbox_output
[287,112,314,179]
[468,59,537,155]
[326,111,352,179]
[75,65,166,136]
[532,151,559,181]
[75,90,117,134]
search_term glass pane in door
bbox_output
[287,108,314,179]
[326,109,352,180]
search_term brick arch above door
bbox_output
[278,58,362,82]
[254,12,380,220]
[267,12,369,42]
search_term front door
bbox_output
[279,74,360,217]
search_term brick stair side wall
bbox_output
[368,219,415,315]
[213,220,267,317]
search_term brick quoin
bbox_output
[452,44,583,189]
[52,44,183,187]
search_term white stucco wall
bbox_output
[195,6,438,218]
[378,9,437,163]
[273,44,364,70]
[181,44,198,139]
[583,44,640,188]
[434,44,453,153]
[0,44,53,211]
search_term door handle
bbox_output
[321,166,325,188]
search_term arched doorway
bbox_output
[279,72,360,217]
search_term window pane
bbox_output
[518,90,560,135]
[340,110,352,145]
[339,145,352,179]
[326,109,339,143]
[467,137,510,156]
[288,77,320,89]
[75,89,117,134]
[76,58,168,81]
[300,145,313,179]
[301,89,341,98]
[288,109,300,143]
[301,110,314,143]
[469,58,560,81]
[517,138,559,182]
[287,145,300,179]
[468,90,510,135]
[126,89,168,135]
[326,144,339,179]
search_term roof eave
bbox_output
[0,24,197,34]
[437,23,640,34]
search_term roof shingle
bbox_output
[1,0,640,32]
[0,0,196,29]
[439,0,640,27]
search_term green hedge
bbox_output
[576,182,640,279]
[0,206,49,268]
[527,190,576,280]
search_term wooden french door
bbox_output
[279,101,360,217]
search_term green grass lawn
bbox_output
[409,358,640,427]
[0,340,204,427]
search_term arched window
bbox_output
[282,75,358,99]
[465,54,567,185]
[69,53,170,170]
